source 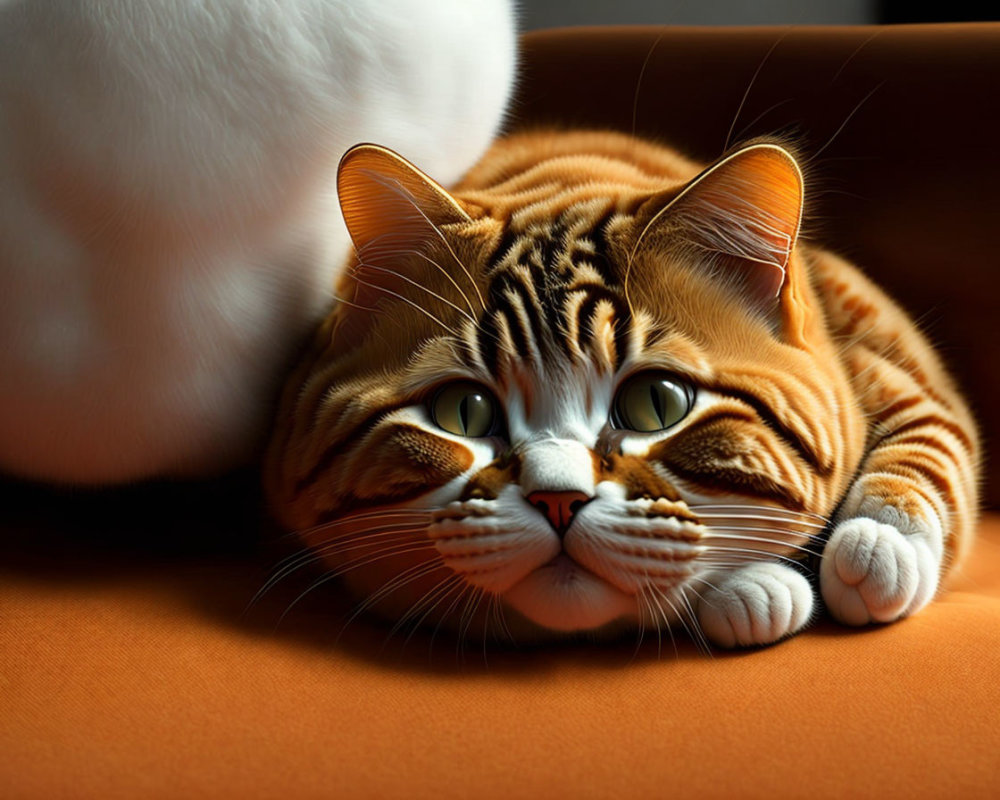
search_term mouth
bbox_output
[502,551,636,632]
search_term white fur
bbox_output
[820,488,943,625]
[0,0,516,482]
[696,562,814,648]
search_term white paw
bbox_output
[820,516,939,626]
[696,563,814,648]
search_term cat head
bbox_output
[265,132,865,639]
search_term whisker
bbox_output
[631,592,649,661]
[678,589,713,656]
[690,504,829,523]
[291,509,432,540]
[807,80,885,163]
[275,522,427,569]
[385,573,465,646]
[363,246,478,318]
[275,543,436,629]
[248,532,422,614]
[695,513,827,530]
[350,274,458,335]
[731,97,794,144]
[659,588,711,658]
[702,547,809,571]
[252,526,427,608]
[456,587,486,664]
[361,172,486,311]
[631,32,666,137]
[703,532,822,558]
[338,559,447,637]
[723,30,791,154]
[358,261,479,326]
[491,594,515,646]
[429,582,475,660]
[641,586,672,659]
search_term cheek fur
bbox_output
[350,423,474,502]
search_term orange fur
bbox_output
[264,130,979,641]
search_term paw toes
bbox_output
[697,564,812,649]
[821,517,936,626]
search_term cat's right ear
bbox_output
[337,143,472,262]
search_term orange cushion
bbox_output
[2,513,999,798]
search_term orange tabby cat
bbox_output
[263,131,979,648]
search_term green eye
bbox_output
[612,372,693,432]
[430,382,499,438]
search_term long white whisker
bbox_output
[696,513,827,530]
[358,261,479,326]
[252,527,427,609]
[678,588,713,656]
[275,543,436,629]
[292,509,432,540]
[363,247,478,319]
[387,573,465,645]
[350,274,458,335]
[338,559,447,636]
[690,504,829,523]
[703,532,822,557]
[361,172,486,311]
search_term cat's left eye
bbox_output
[430,381,500,438]
[611,372,694,432]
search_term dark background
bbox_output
[519,0,997,28]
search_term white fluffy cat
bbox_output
[0,0,516,483]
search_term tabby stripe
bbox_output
[580,211,618,286]
[875,413,976,455]
[294,402,410,493]
[574,289,630,365]
[611,308,633,370]
[488,226,523,272]
[870,395,925,424]
[887,433,963,465]
[493,303,531,359]
[493,274,548,357]
[890,455,955,499]
[660,460,807,511]
[714,385,829,474]
[476,312,501,373]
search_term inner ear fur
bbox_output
[337,143,472,260]
[334,144,480,327]
[633,143,805,308]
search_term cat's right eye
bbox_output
[430,382,500,438]
[611,372,694,433]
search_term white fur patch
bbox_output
[821,513,940,626]
[0,0,516,482]
[696,562,814,648]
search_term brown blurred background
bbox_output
[519,0,996,28]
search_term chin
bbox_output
[502,554,637,635]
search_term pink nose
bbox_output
[526,491,592,536]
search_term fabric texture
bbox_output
[2,512,999,798]
[2,22,999,799]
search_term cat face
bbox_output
[265,133,866,639]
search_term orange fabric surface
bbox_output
[2,511,999,798]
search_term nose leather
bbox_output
[527,490,592,536]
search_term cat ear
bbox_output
[635,143,804,307]
[337,143,472,261]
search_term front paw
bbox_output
[695,563,814,648]
[820,516,939,626]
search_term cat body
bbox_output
[0,0,515,482]
[267,129,979,647]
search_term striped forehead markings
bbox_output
[475,212,633,372]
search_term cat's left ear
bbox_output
[633,142,804,310]
[337,143,472,260]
